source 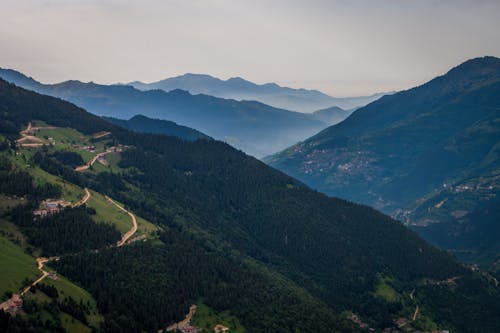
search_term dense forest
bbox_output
[12,206,121,256]
[52,231,358,333]
[1,79,500,332]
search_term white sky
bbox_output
[1,0,499,96]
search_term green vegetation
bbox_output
[0,195,23,214]
[191,302,245,333]
[43,276,103,328]
[266,57,500,268]
[13,205,121,256]
[0,235,39,296]
[374,275,400,303]
[86,190,132,235]
[60,312,91,333]
[1,77,500,332]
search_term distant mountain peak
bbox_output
[127,72,388,112]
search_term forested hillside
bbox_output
[1,79,500,332]
[104,115,211,141]
[267,56,500,267]
[0,69,327,157]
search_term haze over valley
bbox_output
[1,1,499,333]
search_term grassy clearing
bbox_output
[60,312,92,333]
[0,235,39,297]
[9,149,85,204]
[36,127,84,145]
[0,194,24,214]
[31,125,112,164]
[136,215,160,238]
[24,289,52,303]
[374,275,400,303]
[0,219,28,250]
[43,275,103,328]
[191,302,245,333]
[86,190,132,234]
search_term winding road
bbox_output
[4,188,138,306]
[75,151,112,172]
[105,196,138,247]
[72,188,91,207]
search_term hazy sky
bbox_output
[1,0,499,96]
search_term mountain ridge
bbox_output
[127,72,389,112]
[0,68,331,157]
[266,56,500,267]
[1,78,500,332]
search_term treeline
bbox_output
[111,140,464,320]
[32,151,87,188]
[0,283,93,333]
[0,78,116,136]
[0,156,61,200]
[52,230,359,333]
[12,206,120,256]
[2,79,500,332]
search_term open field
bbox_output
[43,275,103,328]
[60,312,92,333]
[86,190,132,234]
[0,235,39,297]
[374,275,400,303]
[191,302,245,333]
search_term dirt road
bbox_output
[105,196,138,247]
[20,256,60,296]
[75,151,111,172]
[72,188,91,207]
[412,305,419,321]
[166,304,197,331]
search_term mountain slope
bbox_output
[0,69,327,157]
[312,105,354,125]
[128,73,387,112]
[266,56,500,266]
[104,114,211,141]
[1,78,500,332]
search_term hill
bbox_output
[266,56,500,266]
[104,115,211,141]
[312,105,354,125]
[128,73,387,112]
[0,69,327,158]
[1,78,500,332]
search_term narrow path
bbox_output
[166,304,197,332]
[72,188,91,208]
[20,256,59,296]
[75,151,111,172]
[20,122,32,136]
[17,122,58,147]
[105,196,138,247]
[4,191,138,305]
[409,288,415,300]
[412,305,419,321]
[92,131,111,139]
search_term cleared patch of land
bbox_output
[0,235,39,297]
[190,302,245,333]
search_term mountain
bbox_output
[128,73,388,112]
[312,105,354,125]
[0,69,328,158]
[266,56,500,266]
[104,114,211,141]
[1,78,500,332]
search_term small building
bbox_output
[7,294,23,312]
[33,209,48,218]
[181,326,198,333]
[48,271,58,280]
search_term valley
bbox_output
[0,79,498,332]
[267,56,500,269]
